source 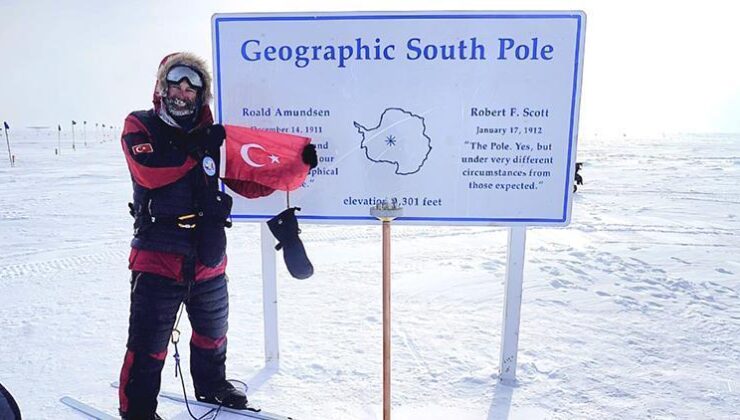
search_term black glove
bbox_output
[302,144,318,169]
[267,207,314,280]
[181,124,226,158]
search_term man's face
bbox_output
[167,80,198,102]
[164,79,200,118]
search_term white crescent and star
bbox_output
[240,144,280,168]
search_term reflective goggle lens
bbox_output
[166,66,203,88]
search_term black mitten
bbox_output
[180,124,226,159]
[302,144,318,169]
[267,207,313,280]
[191,124,226,152]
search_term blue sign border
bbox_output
[213,13,584,225]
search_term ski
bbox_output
[111,382,295,420]
[157,389,295,420]
[60,396,119,420]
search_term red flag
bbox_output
[132,143,154,155]
[222,125,311,191]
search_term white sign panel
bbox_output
[212,11,586,225]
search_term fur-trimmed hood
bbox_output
[153,52,213,108]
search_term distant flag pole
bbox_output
[3,121,12,167]
[71,120,77,150]
[57,124,62,155]
[83,121,87,147]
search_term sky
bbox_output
[1,0,739,134]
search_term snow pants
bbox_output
[118,269,229,419]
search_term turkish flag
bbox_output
[132,143,154,155]
[222,124,311,191]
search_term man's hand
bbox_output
[190,124,226,153]
[181,124,226,158]
[302,144,318,169]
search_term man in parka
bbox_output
[118,52,316,420]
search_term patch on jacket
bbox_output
[132,143,154,155]
[203,156,217,176]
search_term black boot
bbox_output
[195,381,248,409]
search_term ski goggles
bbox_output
[165,65,203,88]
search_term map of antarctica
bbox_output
[353,108,432,175]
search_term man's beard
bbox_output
[164,96,197,117]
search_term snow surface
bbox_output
[1,131,739,419]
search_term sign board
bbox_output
[212,11,586,225]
